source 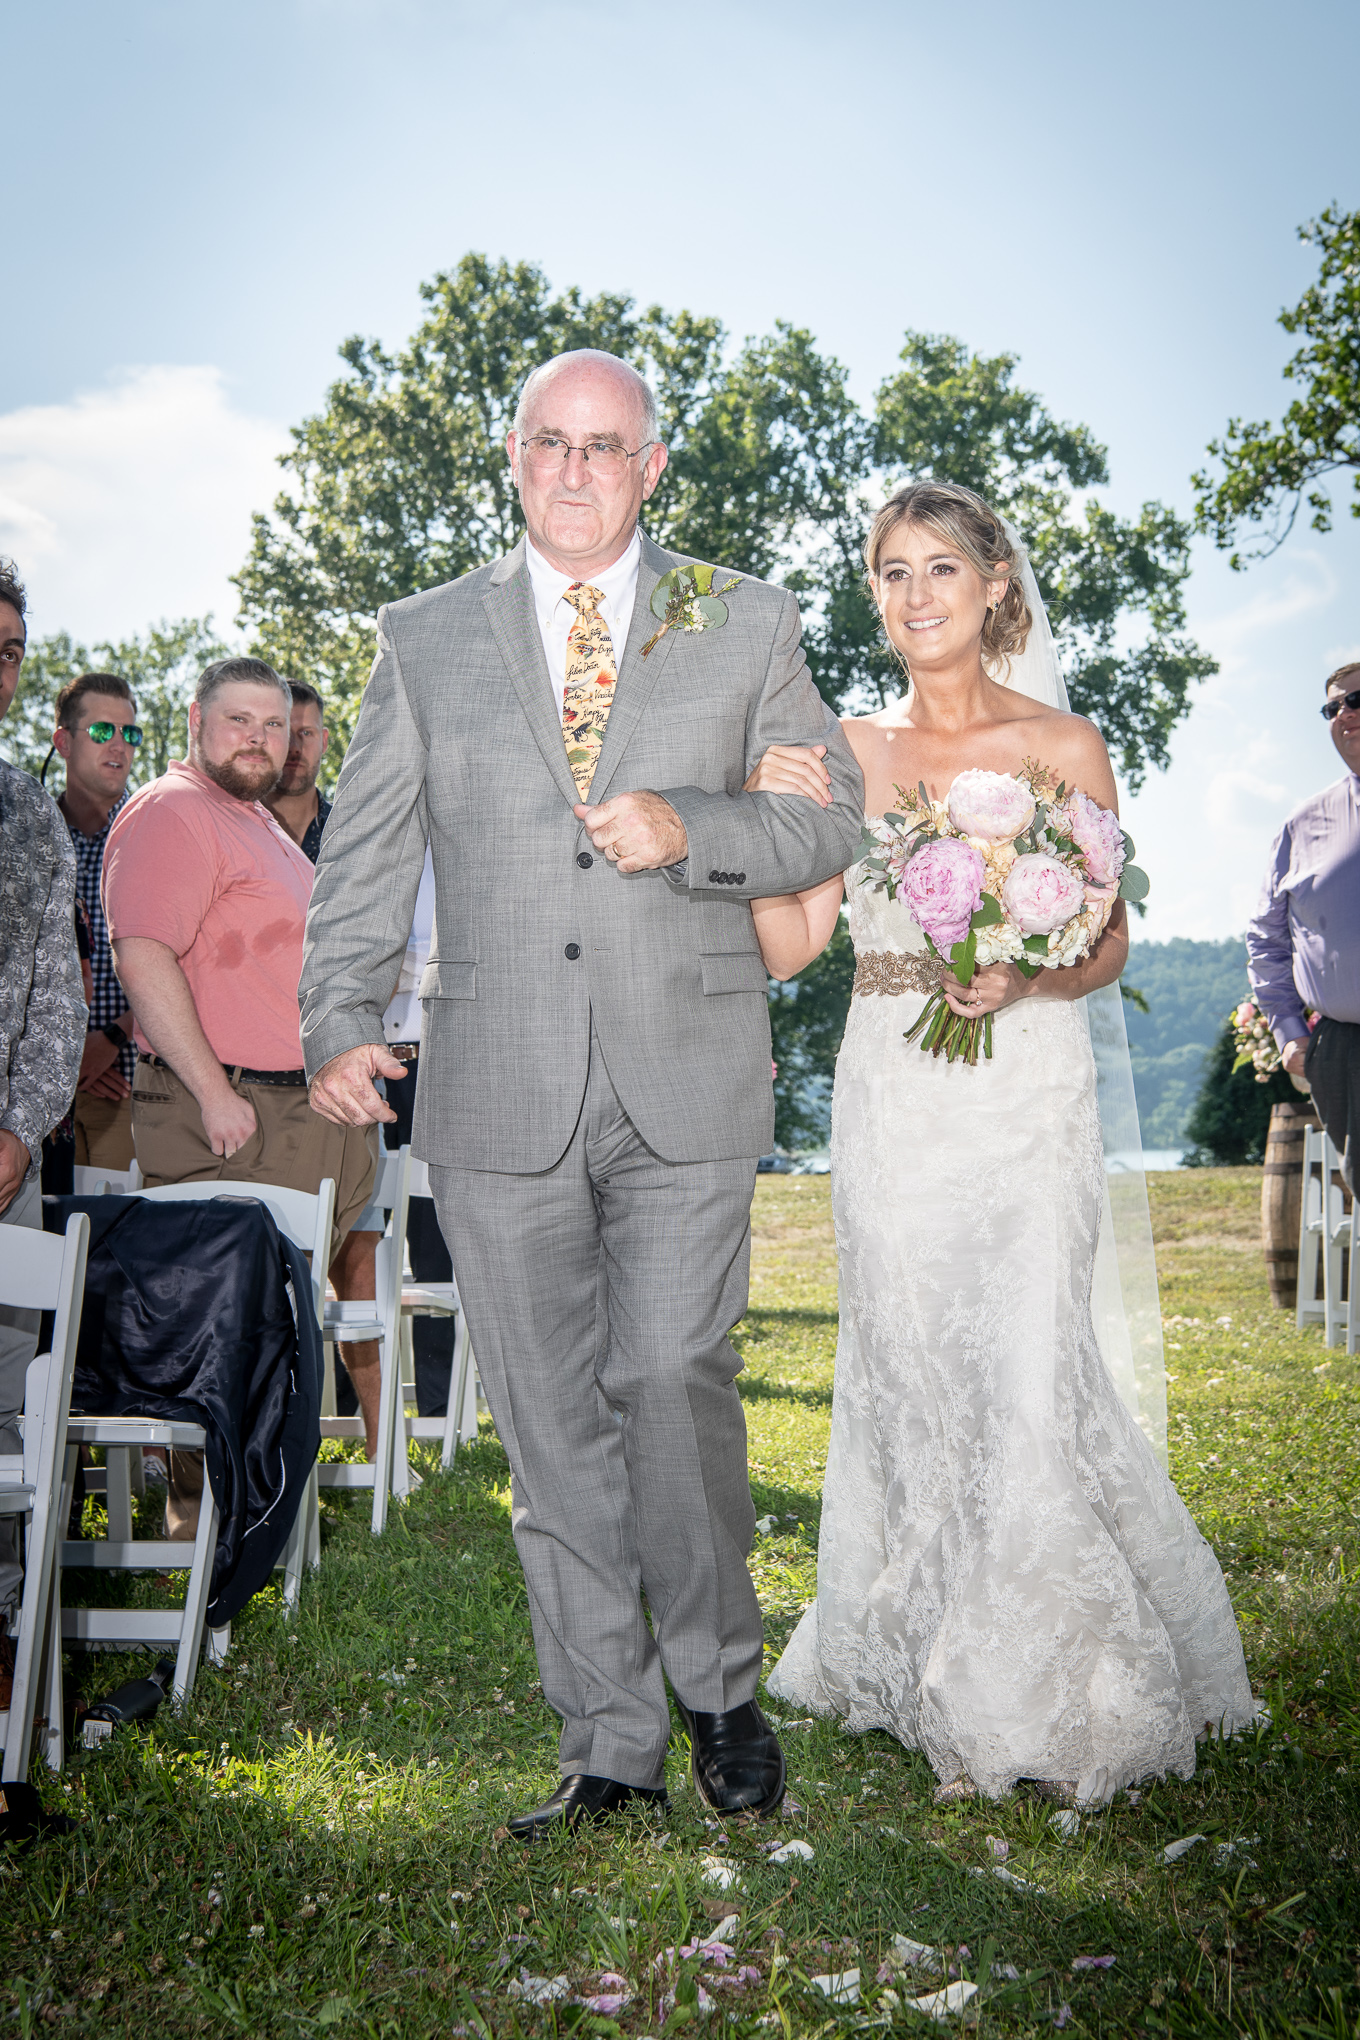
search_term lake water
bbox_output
[1109,1148,1185,1173]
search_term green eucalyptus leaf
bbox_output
[691,563,716,595]
[696,596,728,625]
[1119,863,1151,902]
[650,580,674,620]
[883,811,905,827]
[1121,829,1137,860]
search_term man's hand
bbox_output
[0,1131,30,1216]
[574,791,688,873]
[85,1065,132,1103]
[310,1044,407,1129]
[1282,1036,1310,1079]
[201,1085,260,1160]
[77,1030,125,1094]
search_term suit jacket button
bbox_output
[564,942,581,960]
[576,851,594,869]
[736,873,746,885]
[708,870,721,884]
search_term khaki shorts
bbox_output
[73,1092,135,1171]
[131,1058,378,1249]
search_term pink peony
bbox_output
[946,768,1036,842]
[900,837,985,951]
[1002,852,1086,935]
[1063,790,1125,888]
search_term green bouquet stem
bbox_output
[902,989,992,1064]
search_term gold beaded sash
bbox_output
[852,949,944,998]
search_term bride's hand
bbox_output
[940,961,1026,1018]
[743,743,831,807]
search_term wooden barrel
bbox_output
[1262,1099,1321,1309]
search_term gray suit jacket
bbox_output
[299,530,864,1170]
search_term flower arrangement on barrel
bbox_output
[859,760,1150,1064]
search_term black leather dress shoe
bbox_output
[675,1698,786,1816]
[507,1773,668,1844]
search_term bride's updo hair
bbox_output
[864,481,1033,673]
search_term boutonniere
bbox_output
[641,562,742,658]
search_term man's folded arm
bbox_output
[660,590,863,898]
[299,612,432,1080]
[1245,821,1309,1050]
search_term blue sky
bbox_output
[5,0,1358,937]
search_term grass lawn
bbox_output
[3,1168,1357,2037]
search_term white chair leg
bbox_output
[370,1337,398,1536]
[440,1315,468,1468]
[207,1622,231,1666]
[1348,1200,1358,1359]
[107,1447,134,1544]
[129,1446,146,1501]
[172,1483,219,1705]
[36,1577,64,1773]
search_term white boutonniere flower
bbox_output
[642,563,742,658]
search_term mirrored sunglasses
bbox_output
[85,721,144,745]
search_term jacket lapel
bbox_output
[586,530,679,805]
[481,539,582,809]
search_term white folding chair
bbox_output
[73,1162,142,1196]
[398,1156,480,1468]
[319,1144,412,1533]
[1298,1128,1355,1349]
[1,1212,88,1780]
[57,1178,335,1708]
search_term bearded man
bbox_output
[102,657,379,1530]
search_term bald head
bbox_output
[507,349,668,578]
[514,349,658,446]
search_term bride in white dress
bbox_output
[750,482,1255,1805]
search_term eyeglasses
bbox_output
[84,721,143,746]
[1321,688,1360,722]
[519,434,656,479]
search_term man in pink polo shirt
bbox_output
[103,657,379,1532]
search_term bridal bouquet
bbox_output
[859,760,1149,1064]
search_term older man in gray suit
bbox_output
[302,348,863,1839]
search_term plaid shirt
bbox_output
[64,791,137,1084]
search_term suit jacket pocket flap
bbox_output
[700,951,770,996]
[419,960,477,1000]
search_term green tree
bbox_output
[1193,206,1360,567]
[0,618,228,788]
[235,258,1211,788]
[1182,1018,1298,1166]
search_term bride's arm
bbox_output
[942,716,1132,1015]
[751,874,846,981]
[742,742,846,979]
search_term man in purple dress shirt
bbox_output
[1247,662,1360,1187]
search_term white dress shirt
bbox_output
[383,848,437,1043]
[524,528,642,712]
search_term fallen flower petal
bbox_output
[1050,1810,1080,1838]
[810,1968,861,2005]
[891,1935,942,1969]
[580,1993,630,2015]
[1162,1834,1206,1863]
[1071,1954,1116,1971]
[770,1839,815,1864]
[506,1973,570,2005]
[701,1856,742,1891]
[911,1978,979,2019]
[1054,2004,1073,2029]
[986,1835,1010,1861]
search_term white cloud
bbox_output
[0,366,286,645]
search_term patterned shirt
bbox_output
[0,762,88,1181]
[300,795,332,865]
[63,790,137,1084]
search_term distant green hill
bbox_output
[1124,937,1250,1149]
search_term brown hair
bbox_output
[55,671,136,730]
[864,481,1033,674]
[1324,661,1360,696]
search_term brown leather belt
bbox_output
[139,1052,308,1089]
[386,1042,420,1063]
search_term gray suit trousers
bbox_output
[430,1027,763,1787]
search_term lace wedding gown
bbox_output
[767,854,1256,1804]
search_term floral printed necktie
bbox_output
[561,582,617,800]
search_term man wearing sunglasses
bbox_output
[1248,662,1360,1189]
[49,674,145,1172]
